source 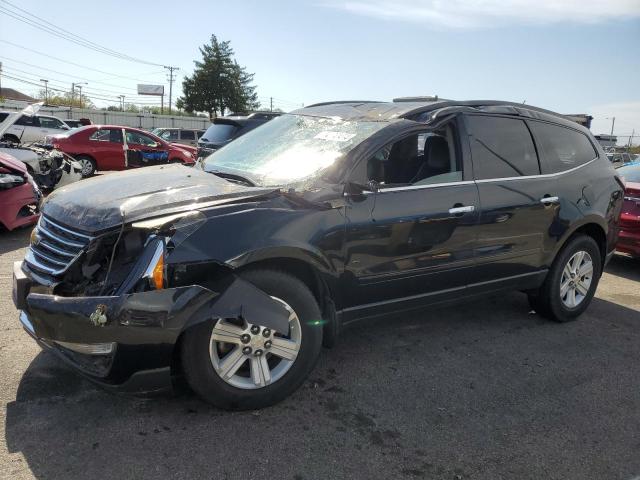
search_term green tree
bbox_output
[36,89,94,108]
[177,35,259,118]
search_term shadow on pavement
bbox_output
[0,227,31,256]
[5,293,640,480]
[605,253,640,282]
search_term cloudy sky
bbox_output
[0,0,638,141]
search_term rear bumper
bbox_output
[13,261,291,393]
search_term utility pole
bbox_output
[40,79,48,104]
[119,95,125,111]
[628,129,635,148]
[270,97,273,112]
[164,65,179,114]
[0,62,3,94]
[71,82,75,106]
[610,116,616,142]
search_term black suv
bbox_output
[13,99,623,410]
[197,111,281,160]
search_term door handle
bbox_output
[540,196,559,205]
[448,205,475,215]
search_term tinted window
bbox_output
[181,130,195,140]
[529,121,597,173]
[201,124,238,143]
[89,128,123,143]
[0,113,8,122]
[466,116,539,179]
[197,130,205,139]
[15,115,37,127]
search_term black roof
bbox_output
[294,100,583,131]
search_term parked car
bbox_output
[197,112,281,160]
[0,111,70,144]
[12,99,623,409]
[615,163,640,257]
[0,152,40,231]
[607,152,635,167]
[0,110,83,190]
[151,127,205,147]
[47,125,197,177]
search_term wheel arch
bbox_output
[551,218,607,270]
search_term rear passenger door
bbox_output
[88,128,125,170]
[464,114,559,289]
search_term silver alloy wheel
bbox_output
[560,250,593,308]
[78,158,93,176]
[209,297,302,389]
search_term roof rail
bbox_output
[393,96,442,102]
[305,100,383,108]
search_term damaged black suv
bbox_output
[13,99,623,410]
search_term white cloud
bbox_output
[323,0,640,28]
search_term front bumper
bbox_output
[13,261,290,393]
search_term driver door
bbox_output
[124,129,169,168]
[342,120,479,320]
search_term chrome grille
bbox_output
[25,216,94,276]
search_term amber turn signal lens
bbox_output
[152,253,164,290]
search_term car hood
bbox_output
[0,151,28,175]
[0,102,44,138]
[42,164,279,233]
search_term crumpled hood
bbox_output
[42,164,278,233]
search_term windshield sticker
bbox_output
[314,131,356,142]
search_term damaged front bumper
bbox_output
[13,261,290,394]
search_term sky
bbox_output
[0,0,639,142]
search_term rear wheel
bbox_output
[181,269,323,410]
[528,235,602,322]
[1,134,20,144]
[76,155,96,177]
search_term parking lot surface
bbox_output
[1,227,638,480]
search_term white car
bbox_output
[0,107,82,189]
[0,111,71,144]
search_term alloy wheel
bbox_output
[79,158,93,176]
[560,250,593,308]
[209,297,302,389]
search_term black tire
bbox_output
[181,269,323,410]
[75,155,97,177]
[1,134,20,144]
[528,235,602,322]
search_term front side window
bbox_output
[89,128,123,143]
[466,115,539,179]
[363,122,461,187]
[126,130,158,146]
[181,130,196,140]
[204,114,387,186]
[529,121,597,173]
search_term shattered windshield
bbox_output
[203,114,387,187]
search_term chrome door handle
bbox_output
[540,196,559,205]
[448,205,475,215]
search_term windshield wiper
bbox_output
[209,170,256,187]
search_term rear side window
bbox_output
[181,130,196,140]
[0,113,8,122]
[466,115,539,179]
[201,124,238,143]
[529,122,597,173]
[90,128,123,143]
[15,115,37,127]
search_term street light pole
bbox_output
[74,82,87,108]
[40,79,48,104]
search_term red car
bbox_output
[616,163,640,257]
[0,152,40,231]
[48,125,197,177]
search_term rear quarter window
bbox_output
[528,121,597,174]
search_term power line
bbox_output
[0,0,164,67]
[0,40,166,84]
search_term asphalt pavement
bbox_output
[1,227,639,480]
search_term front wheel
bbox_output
[528,235,602,322]
[75,155,96,177]
[181,269,323,410]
